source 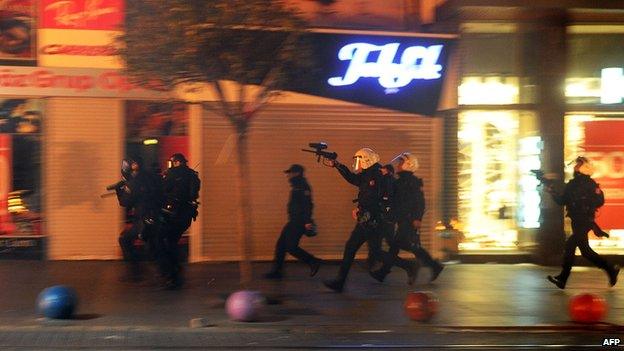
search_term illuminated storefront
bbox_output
[457,79,540,250]
[454,19,624,255]
[563,25,624,253]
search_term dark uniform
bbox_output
[157,156,200,288]
[548,171,619,289]
[265,165,321,279]
[323,162,389,292]
[372,171,443,283]
[116,163,163,281]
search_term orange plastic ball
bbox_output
[404,291,438,322]
[569,293,607,324]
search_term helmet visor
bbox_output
[353,155,363,172]
[390,154,406,169]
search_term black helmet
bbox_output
[170,153,188,163]
[121,159,133,179]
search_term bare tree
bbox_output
[119,0,312,286]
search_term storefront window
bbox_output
[458,110,538,251]
[460,24,535,105]
[566,27,624,105]
[565,114,624,253]
[0,99,42,236]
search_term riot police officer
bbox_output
[323,148,389,293]
[370,152,443,284]
[158,153,200,289]
[116,157,164,282]
[547,156,619,289]
[264,164,321,280]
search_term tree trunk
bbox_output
[234,125,254,286]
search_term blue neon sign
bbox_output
[328,43,444,90]
[281,32,454,115]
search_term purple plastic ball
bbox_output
[225,290,264,322]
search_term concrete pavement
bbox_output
[0,260,622,349]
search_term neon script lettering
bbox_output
[328,43,443,89]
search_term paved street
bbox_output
[0,260,622,349]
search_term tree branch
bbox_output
[211,80,237,125]
[238,82,246,116]
[245,31,300,119]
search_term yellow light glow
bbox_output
[143,139,158,145]
[458,77,519,105]
[458,110,521,249]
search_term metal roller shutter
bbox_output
[200,103,442,261]
[45,98,123,259]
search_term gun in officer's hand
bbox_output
[530,169,557,192]
[302,142,338,166]
[100,179,126,198]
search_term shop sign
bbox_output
[328,43,443,90]
[40,0,124,30]
[583,120,624,230]
[284,31,454,116]
[0,66,169,99]
[38,29,123,68]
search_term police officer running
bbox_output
[116,157,164,282]
[264,164,322,280]
[158,153,200,289]
[547,156,619,289]
[370,152,444,284]
[323,148,389,293]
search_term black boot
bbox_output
[609,265,620,287]
[369,269,386,283]
[547,275,566,289]
[407,263,419,286]
[309,260,321,277]
[323,278,344,293]
[430,262,444,282]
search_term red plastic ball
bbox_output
[404,291,438,321]
[569,293,607,324]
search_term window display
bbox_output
[0,98,42,236]
[458,110,538,251]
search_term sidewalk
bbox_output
[0,260,622,349]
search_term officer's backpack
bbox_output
[189,170,200,202]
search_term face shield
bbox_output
[390,154,406,170]
[353,155,363,173]
[352,148,379,172]
[390,152,419,172]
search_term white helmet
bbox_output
[353,148,380,172]
[391,152,419,172]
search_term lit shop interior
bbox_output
[455,24,624,253]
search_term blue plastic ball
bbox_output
[36,285,78,319]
